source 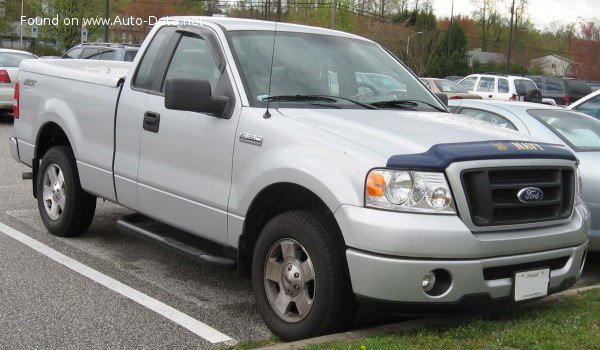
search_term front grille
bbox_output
[483,256,570,280]
[461,167,575,226]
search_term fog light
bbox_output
[422,271,437,292]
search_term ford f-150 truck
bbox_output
[10,17,590,341]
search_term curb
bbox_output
[257,283,600,350]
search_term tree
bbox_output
[403,30,438,76]
[570,18,600,80]
[426,21,468,77]
[26,0,106,49]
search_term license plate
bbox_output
[514,268,550,301]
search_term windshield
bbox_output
[433,79,469,93]
[528,109,600,152]
[229,31,443,111]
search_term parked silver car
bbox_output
[449,99,599,250]
[0,49,37,112]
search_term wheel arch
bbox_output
[237,182,346,277]
[32,122,73,198]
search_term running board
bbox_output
[116,214,236,267]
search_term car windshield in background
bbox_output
[229,31,443,111]
[0,52,36,67]
[514,79,537,95]
[528,109,600,151]
[434,79,469,93]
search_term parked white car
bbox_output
[458,74,540,101]
[450,99,600,251]
[0,49,37,112]
[569,89,600,120]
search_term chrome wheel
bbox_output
[42,164,66,220]
[264,238,315,323]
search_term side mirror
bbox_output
[165,78,228,117]
[434,92,449,107]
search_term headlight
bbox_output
[366,169,456,214]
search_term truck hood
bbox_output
[278,108,533,158]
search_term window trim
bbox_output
[130,25,179,93]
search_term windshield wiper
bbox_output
[262,95,338,103]
[262,95,378,109]
[370,99,446,112]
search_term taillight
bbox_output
[13,82,19,119]
[564,95,571,105]
[0,69,11,84]
[448,96,463,100]
[509,94,517,101]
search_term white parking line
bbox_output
[0,221,235,345]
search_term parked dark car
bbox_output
[586,80,600,92]
[62,43,140,62]
[527,75,591,105]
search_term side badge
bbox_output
[240,133,263,146]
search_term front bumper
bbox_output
[335,203,590,304]
[347,242,587,304]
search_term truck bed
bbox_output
[19,59,131,87]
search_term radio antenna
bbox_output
[263,13,279,119]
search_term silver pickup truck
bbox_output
[10,17,590,340]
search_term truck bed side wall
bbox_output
[17,68,121,201]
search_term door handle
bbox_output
[143,111,160,133]
[488,95,493,98]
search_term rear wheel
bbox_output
[36,146,96,237]
[252,211,357,341]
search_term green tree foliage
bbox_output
[426,22,468,77]
[392,8,436,31]
[25,0,106,49]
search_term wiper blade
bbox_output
[370,99,446,112]
[262,95,338,103]
[310,95,379,109]
[262,95,378,109]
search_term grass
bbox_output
[305,289,600,350]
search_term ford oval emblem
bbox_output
[517,187,544,203]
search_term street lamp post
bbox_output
[406,31,423,56]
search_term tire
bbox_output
[252,211,357,341]
[36,146,96,237]
[524,88,543,103]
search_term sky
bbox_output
[431,0,600,30]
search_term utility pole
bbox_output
[20,0,24,48]
[445,0,454,76]
[104,0,109,42]
[506,0,515,73]
[277,0,281,21]
[331,0,336,29]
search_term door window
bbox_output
[162,34,220,95]
[498,78,509,93]
[477,77,495,92]
[132,26,176,90]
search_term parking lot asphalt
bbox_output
[1,113,599,349]
[0,114,270,348]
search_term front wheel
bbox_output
[252,211,357,341]
[36,146,96,237]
